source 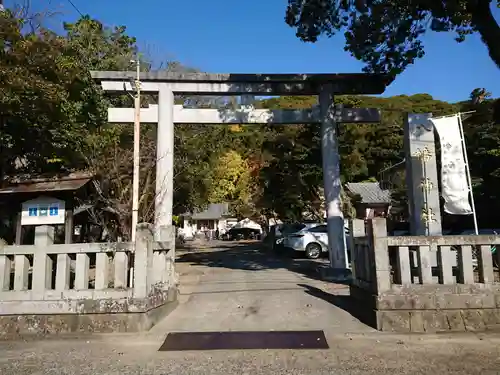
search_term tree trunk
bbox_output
[469,0,500,69]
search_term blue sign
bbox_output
[28,207,38,217]
[49,205,59,216]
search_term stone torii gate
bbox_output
[91,71,389,275]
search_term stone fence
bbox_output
[349,218,500,332]
[0,224,178,338]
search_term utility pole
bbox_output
[131,58,141,242]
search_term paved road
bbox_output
[150,241,371,335]
[2,242,500,374]
[2,330,500,374]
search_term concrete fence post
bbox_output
[155,225,176,288]
[32,225,54,294]
[133,223,154,298]
[349,219,366,281]
[95,252,110,290]
[0,240,11,291]
[34,225,54,247]
[368,218,391,293]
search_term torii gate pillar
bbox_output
[155,87,175,239]
[319,84,346,271]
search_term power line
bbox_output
[66,0,83,16]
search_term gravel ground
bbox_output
[1,332,500,374]
[2,243,500,374]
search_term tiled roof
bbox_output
[188,203,233,220]
[0,173,92,194]
[345,182,391,204]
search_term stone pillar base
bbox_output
[0,286,179,340]
[318,266,352,283]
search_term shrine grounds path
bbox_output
[1,242,500,374]
[150,240,373,334]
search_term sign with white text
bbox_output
[21,196,66,225]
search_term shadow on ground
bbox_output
[177,242,325,281]
[176,242,375,329]
[298,283,376,328]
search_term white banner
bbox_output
[430,115,473,215]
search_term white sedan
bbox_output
[283,224,350,259]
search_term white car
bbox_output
[274,223,321,246]
[283,224,350,259]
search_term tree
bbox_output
[0,11,140,177]
[460,88,500,228]
[173,124,227,214]
[285,0,500,77]
[80,124,159,241]
[256,93,458,222]
[207,150,253,217]
[64,16,138,71]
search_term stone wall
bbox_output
[349,218,500,333]
[0,223,178,339]
[0,286,179,338]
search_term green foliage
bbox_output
[285,0,500,77]
[207,150,254,218]
[457,91,500,227]
[257,93,458,221]
[63,16,138,71]
[1,10,87,173]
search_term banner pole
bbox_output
[457,113,479,235]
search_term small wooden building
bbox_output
[0,172,93,245]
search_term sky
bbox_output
[5,0,500,102]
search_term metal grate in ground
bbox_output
[158,330,329,351]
